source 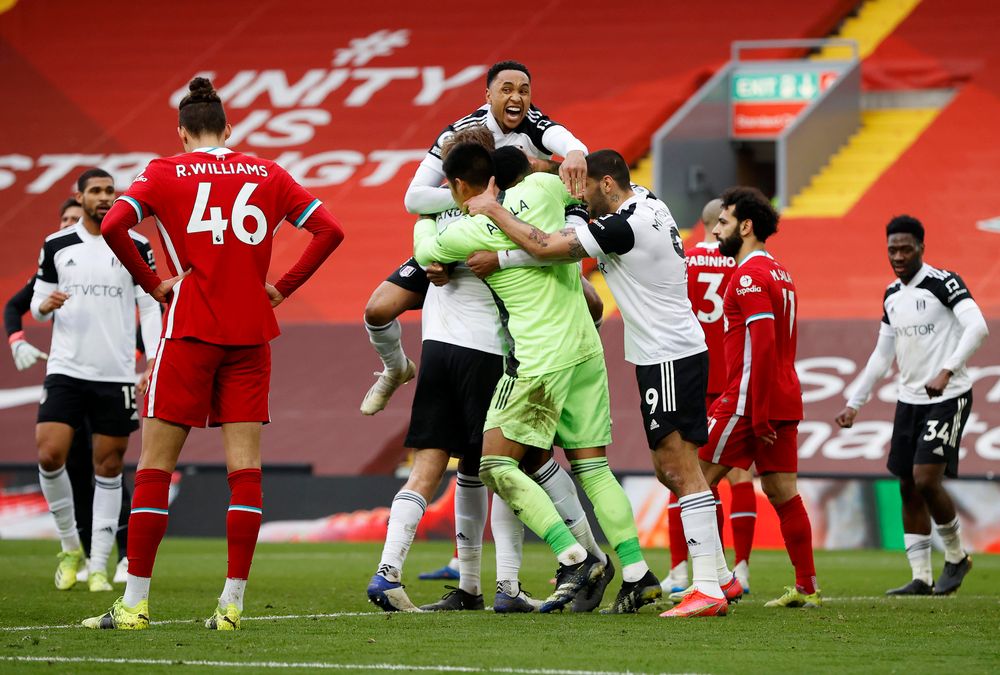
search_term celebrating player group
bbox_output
[20,59,987,630]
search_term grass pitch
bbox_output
[0,540,997,674]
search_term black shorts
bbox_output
[404,340,503,457]
[38,374,139,437]
[385,257,430,296]
[635,352,709,450]
[889,391,972,479]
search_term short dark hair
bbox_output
[178,77,227,137]
[886,214,924,243]
[59,197,81,216]
[76,168,113,193]
[492,147,531,190]
[487,60,530,87]
[586,149,630,190]
[720,186,779,242]
[442,142,494,190]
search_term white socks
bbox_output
[455,473,486,596]
[38,465,81,552]
[378,489,426,577]
[220,578,247,611]
[556,543,588,567]
[680,491,725,598]
[365,319,407,373]
[123,574,151,608]
[90,473,123,574]
[935,517,966,564]
[532,459,606,564]
[904,533,933,584]
[491,495,524,589]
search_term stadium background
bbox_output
[0,0,997,553]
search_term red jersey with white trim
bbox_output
[685,241,737,394]
[118,148,323,345]
[715,250,802,424]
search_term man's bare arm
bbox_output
[466,185,588,260]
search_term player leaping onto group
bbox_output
[466,150,740,617]
[415,142,659,614]
[363,60,608,599]
[360,60,589,417]
[83,77,344,630]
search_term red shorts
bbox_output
[698,414,798,474]
[144,338,271,428]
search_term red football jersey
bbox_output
[685,241,737,395]
[120,148,322,345]
[715,250,803,424]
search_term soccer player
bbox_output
[664,199,758,595]
[32,171,162,594]
[360,60,588,417]
[368,139,608,614]
[417,142,657,614]
[467,150,739,617]
[6,198,131,585]
[83,77,344,630]
[835,216,988,595]
[696,186,820,609]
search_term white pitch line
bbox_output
[2,597,992,633]
[0,610,381,632]
[0,656,679,675]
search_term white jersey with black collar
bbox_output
[880,263,977,403]
[31,221,158,383]
[405,104,587,215]
[574,188,706,365]
[420,209,504,355]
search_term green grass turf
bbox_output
[0,540,997,674]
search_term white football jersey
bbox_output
[420,209,504,355]
[32,221,156,382]
[574,188,706,365]
[881,263,975,404]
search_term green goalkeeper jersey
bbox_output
[413,172,602,377]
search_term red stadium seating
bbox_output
[0,0,855,326]
[777,0,1000,319]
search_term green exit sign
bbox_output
[732,73,821,102]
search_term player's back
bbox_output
[686,242,736,394]
[124,148,318,345]
[720,251,802,420]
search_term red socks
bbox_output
[729,481,758,565]
[127,469,172,578]
[775,494,817,594]
[667,492,686,568]
[227,469,263,579]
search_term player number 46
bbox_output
[186,182,268,246]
